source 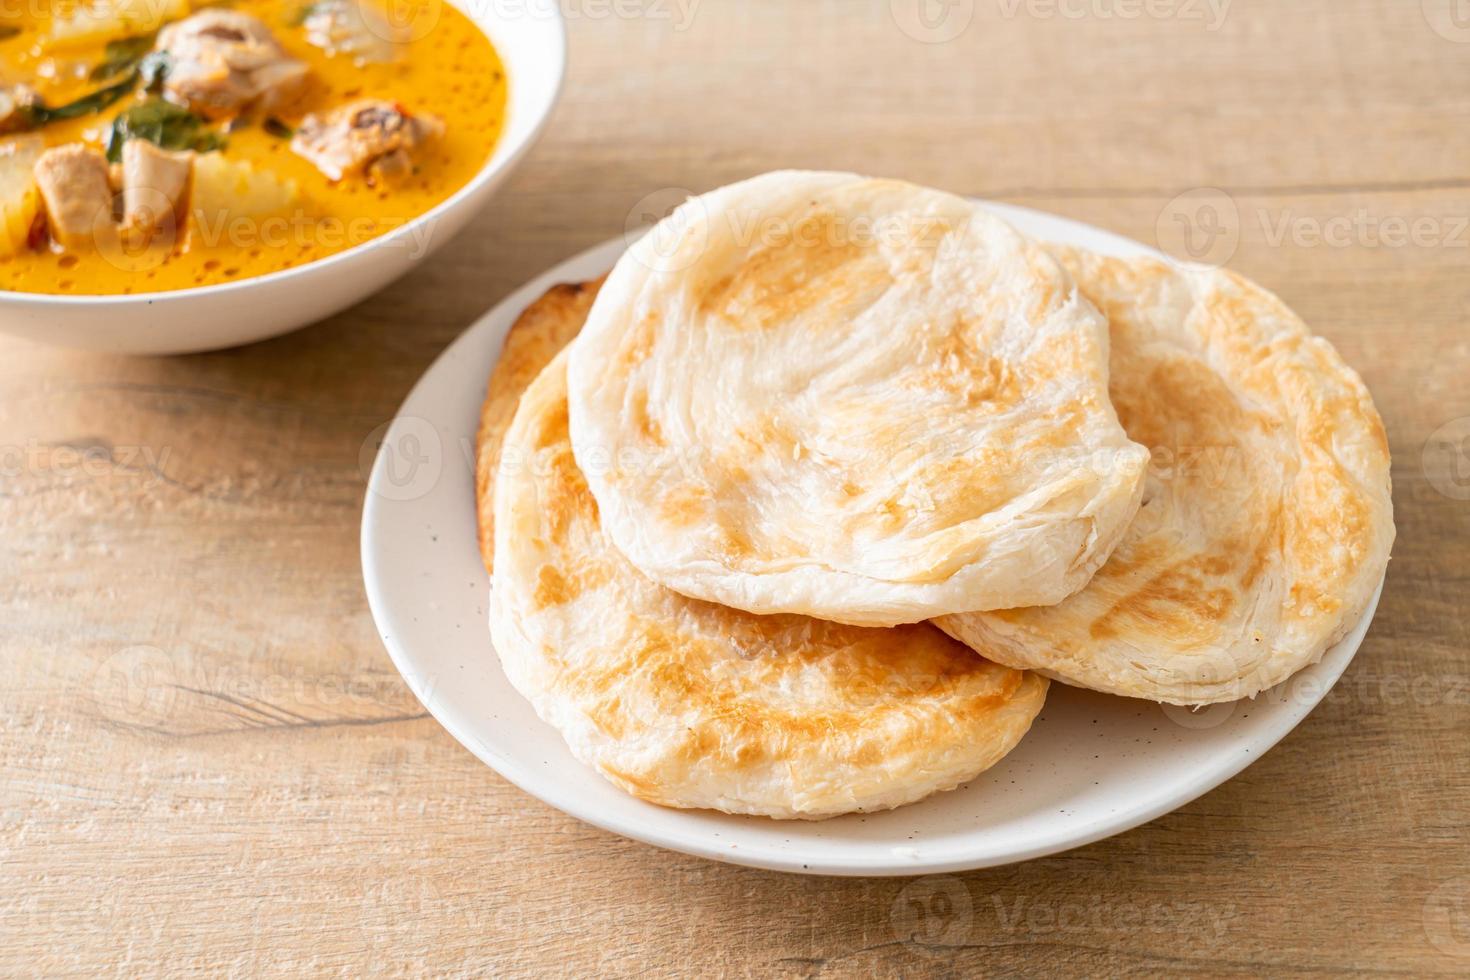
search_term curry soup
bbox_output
[0,0,506,294]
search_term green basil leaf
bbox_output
[105,99,226,163]
[24,72,137,128]
[89,34,156,81]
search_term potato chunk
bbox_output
[190,153,297,233]
[0,136,43,257]
[48,0,191,47]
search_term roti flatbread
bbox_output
[567,171,1149,626]
[476,275,605,572]
[937,248,1395,705]
[480,284,1047,819]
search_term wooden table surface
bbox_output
[4,1,1469,975]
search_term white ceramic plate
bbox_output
[361,206,1384,876]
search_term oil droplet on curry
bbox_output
[0,0,506,294]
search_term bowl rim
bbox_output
[0,0,567,307]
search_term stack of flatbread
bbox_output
[476,171,1394,820]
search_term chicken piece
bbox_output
[303,0,402,66]
[154,10,308,120]
[33,144,115,248]
[290,99,444,184]
[120,140,193,243]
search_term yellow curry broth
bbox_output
[0,0,506,294]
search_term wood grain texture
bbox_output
[3,0,1468,974]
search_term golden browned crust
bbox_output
[565,172,1149,626]
[474,275,606,573]
[937,247,1395,705]
[487,352,1048,819]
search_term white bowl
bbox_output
[0,3,566,355]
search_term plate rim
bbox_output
[362,209,1385,876]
